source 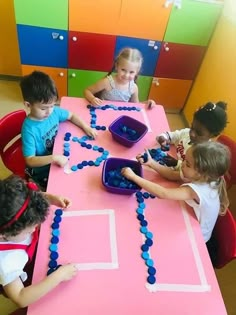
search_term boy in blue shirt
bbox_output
[20,71,97,190]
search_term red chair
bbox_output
[0,110,26,178]
[210,208,236,269]
[217,135,236,189]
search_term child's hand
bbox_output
[84,126,97,139]
[47,194,72,209]
[91,97,103,106]
[121,167,135,181]
[52,155,68,167]
[157,135,169,147]
[54,263,78,282]
[147,99,156,109]
[136,149,154,167]
[162,154,178,167]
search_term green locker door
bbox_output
[14,0,68,29]
[137,76,153,102]
[164,0,223,46]
[68,69,106,98]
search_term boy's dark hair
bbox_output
[0,176,49,237]
[193,101,228,136]
[20,71,58,104]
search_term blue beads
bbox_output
[48,209,62,276]
[52,229,60,237]
[137,214,145,221]
[63,132,110,174]
[140,220,148,227]
[136,191,157,285]
[51,222,59,229]
[141,244,149,252]
[49,244,58,252]
[142,148,167,165]
[88,103,141,131]
[147,275,156,284]
[106,167,139,190]
[54,216,62,223]
[145,238,153,246]
[161,144,170,151]
[50,251,59,260]
[55,209,63,216]
[143,192,150,199]
[148,267,156,275]
[146,231,153,239]
[64,151,70,157]
[146,259,154,267]
[140,226,147,234]
[142,252,149,260]
[49,260,57,269]
[51,236,59,244]
[136,191,143,198]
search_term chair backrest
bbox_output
[217,134,236,189]
[0,110,26,178]
[212,208,236,268]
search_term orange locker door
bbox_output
[117,0,172,40]
[149,78,192,112]
[69,0,121,35]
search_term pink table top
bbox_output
[27,98,226,315]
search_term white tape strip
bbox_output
[146,283,211,293]
[141,109,152,132]
[62,209,119,270]
[180,202,209,288]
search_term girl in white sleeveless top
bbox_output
[122,141,230,243]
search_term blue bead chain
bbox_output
[135,191,157,285]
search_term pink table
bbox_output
[27,98,227,315]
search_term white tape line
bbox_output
[141,109,152,132]
[62,209,119,270]
[180,202,210,288]
[76,262,118,270]
[146,283,211,293]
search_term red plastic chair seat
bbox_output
[211,209,236,269]
[217,135,236,189]
[0,110,26,178]
[2,138,25,178]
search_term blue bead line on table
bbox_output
[47,209,63,276]
[87,104,141,130]
[135,191,157,285]
[63,133,110,172]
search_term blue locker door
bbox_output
[115,36,161,76]
[17,25,68,68]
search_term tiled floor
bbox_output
[0,80,235,315]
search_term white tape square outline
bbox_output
[61,209,118,270]
[146,202,211,292]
